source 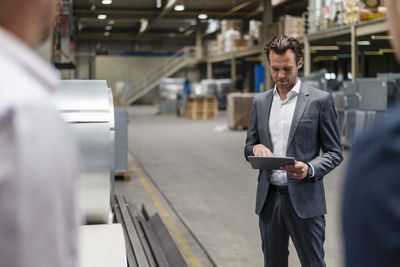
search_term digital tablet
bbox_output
[248,156,295,170]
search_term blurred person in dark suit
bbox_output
[343,1,400,266]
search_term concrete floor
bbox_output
[115,105,349,267]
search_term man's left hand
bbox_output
[281,161,308,179]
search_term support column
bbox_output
[304,35,311,76]
[231,57,236,83]
[196,23,203,60]
[207,61,212,79]
[262,0,273,91]
[351,25,358,82]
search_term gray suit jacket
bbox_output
[244,84,343,218]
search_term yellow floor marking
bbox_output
[127,155,202,267]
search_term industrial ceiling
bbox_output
[72,0,264,41]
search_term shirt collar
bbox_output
[273,78,301,99]
[0,27,59,92]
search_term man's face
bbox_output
[35,0,58,43]
[269,49,303,91]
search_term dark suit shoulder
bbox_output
[253,90,273,103]
[302,85,330,99]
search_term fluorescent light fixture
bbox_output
[98,14,107,20]
[371,35,393,40]
[174,4,185,11]
[105,25,112,30]
[102,0,112,4]
[198,13,208,19]
[108,20,115,25]
[357,41,371,45]
[104,32,110,36]
[310,46,340,50]
[156,0,162,8]
[336,41,371,46]
[178,27,185,32]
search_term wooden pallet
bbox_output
[186,95,218,120]
[115,172,131,181]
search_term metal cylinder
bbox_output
[53,80,115,224]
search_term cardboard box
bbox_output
[227,92,257,129]
[221,19,243,33]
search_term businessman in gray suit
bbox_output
[244,36,343,267]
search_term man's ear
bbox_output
[297,57,304,69]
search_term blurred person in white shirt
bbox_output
[0,0,80,266]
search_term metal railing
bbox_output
[119,46,197,105]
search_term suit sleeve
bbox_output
[309,94,343,180]
[244,97,259,161]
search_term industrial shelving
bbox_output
[203,17,390,88]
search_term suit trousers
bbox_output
[259,189,326,267]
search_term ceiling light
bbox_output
[336,41,371,46]
[174,4,185,11]
[357,41,371,45]
[98,14,107,20]
[371,35,393,40]
[178,27,185,32]
[198,14,208,19]
[108,20,115,25]
[104,32,110,36]
[105,25,112,30]
[102,0,112,4]
[156,0,162,8]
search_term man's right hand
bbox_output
[253,144,274,157]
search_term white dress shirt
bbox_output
[0,27,80,267]
[269,80,301,186]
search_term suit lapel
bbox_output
[264,90,274,147]
[287,84,310,147]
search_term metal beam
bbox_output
[139,0,178,34]
[76,32,194,41]
[220,0,259,17]
[73,9,260,19]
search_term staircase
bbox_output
[119,46,198,105]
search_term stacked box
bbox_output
[217,33,225,54]
[278,15,304,38]
[227,92,257,129]
[249,20,263,43]
[204,40,218,56]
[221,19,243,33]
[224,29,241,52]
[186,95,218,120]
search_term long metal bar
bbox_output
[124,197,157,267]
[116,195,150,267]
[114,198,138,267]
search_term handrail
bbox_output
[119,46,197,105]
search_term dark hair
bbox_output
[264,35,303,63]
